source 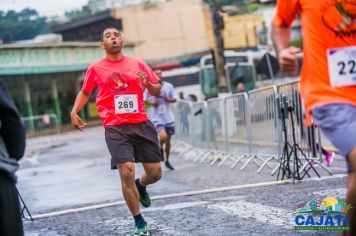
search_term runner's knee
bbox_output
[149,166,162,182]
[346,177,356,206]
[159,131,167,143]
[117,163,135,185]
[348,147,356,172]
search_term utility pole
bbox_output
[210,0,228,93]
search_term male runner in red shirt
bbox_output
[71,27,162,236]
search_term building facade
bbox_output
[53,0,267,61]
[0,42,134,126]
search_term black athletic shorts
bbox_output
[156,124,175,136]
[105,121,163,169]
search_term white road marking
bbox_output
[104,216,176,235]
[29,173,346,220]
[299,173,347,182]
[143,201,209,212]
[23,152,40,166]
[31,180,288,219]
[208,200,294,229]
[212,195,246,201]
[312,188,347,198]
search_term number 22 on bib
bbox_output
[327,46,356,87]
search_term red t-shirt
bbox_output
[82,56,159,126]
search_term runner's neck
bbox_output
[105,53,124,62]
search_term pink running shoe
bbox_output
[325,152,334,166]
[308,161,318,167]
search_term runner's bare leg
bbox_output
[345,148,356,236]
[116,162,140,216]
[140,163,162,187]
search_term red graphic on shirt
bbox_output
[108,72,129,91]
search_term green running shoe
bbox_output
[135,179,151,208]
[134,221,149,236]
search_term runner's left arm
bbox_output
[146,81,161,97]
[136,62,161,96]
[164,84,176,103]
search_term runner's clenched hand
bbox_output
[136,71,149,87]
[278,47,301,75]
[71,113,87,132]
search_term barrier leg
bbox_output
[230,154,246,169]
[240,155,257,170]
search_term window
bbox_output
[227,65,255,93]
[201,68,218,97]
[203,56,249,66]
[163,72,199,87]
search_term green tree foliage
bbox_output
[0,8,49,43]
[64,5,93,21]
[203,0,246,6]
[64,0,164,21]
[204,0,249,14]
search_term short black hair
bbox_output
[101,27,121,41]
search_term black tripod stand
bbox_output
[276,95,320,183]
[17,188,34,221]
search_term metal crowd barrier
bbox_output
[221,93,251,168]
[245,86,280,172]
[172,101,207,161]
[22,114,59,137]
[172,79,333,176]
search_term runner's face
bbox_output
[102,29,123,54]
[155,70,163,82]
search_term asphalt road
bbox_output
[19,126,349,235]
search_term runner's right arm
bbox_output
[71,65,97,131]
[271,0,301,75]
[70,90,90,131]
[272,25,301,75]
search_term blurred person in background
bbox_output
[145,70,177,170]
[178,92,192,135]
[0,80,26,236]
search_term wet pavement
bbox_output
[19,126,349,235]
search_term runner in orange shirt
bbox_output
[272,0,356,234]
[71,27,162,236]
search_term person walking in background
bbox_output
[294,91,334,167]
[0,80,26,236]
[306,124,334,166]
[272,0,356,234]
[70,27,162,236]
[145,70,177,170]
[235,82,246,93]
[178,92,191,135]
[305,112,334,167]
